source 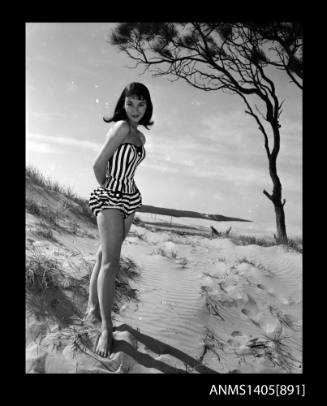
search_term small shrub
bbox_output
[230,233,302,253]
[231,234,275,248]
[26,197,59,227]
[41,207,59,226]
[26,253,62,293]
[65,186,77,201]
[27,165,73,197]
[179,258,188,267]
[61,199,74,215]
[26,198,41,216]
[133,215,143,225]
[134,231,147,241]
[152,247,177,259]
[34,226,56,241]
[27,165,97,226]
[26,166,49,188]
[285,239,302,254]
[70,221,79,235]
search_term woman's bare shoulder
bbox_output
[106,120,130,141]
[112,120,130,134]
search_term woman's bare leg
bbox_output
[84,245,102,324]
[85,213,135,326]
[95,208,125,357]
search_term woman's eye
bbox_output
[126,102,145,107]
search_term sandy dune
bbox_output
[26,179,302,374]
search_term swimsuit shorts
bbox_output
[89,141,145,220]
[89,186,142,219]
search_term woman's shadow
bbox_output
[110,323,218,374]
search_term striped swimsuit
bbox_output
[89,142,146,219]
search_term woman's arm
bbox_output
[93,121,129,186]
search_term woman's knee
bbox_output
[100,258,120,273]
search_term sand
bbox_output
[26,181,302,374]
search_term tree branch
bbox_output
[263,190,273,201]
[109,22,295,243]
[235,90,271,158]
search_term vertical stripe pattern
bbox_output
[89,143,146,218]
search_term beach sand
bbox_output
[26,179,302,374]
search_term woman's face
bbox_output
[124,96,147,124]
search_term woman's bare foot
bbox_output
[95,329,112,358]
[84,308,101,326]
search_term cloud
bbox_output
[30,112,53,122]
[143,148,269,189]
[145,133,267,183]
[142,161,181,174]
[26,132,100,152]
[189,162,270,187]
[146,106,301,191]
[26,140,57,154]
[29,111,81,121]
[27,54,99,79]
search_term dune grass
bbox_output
[133,215,143,225]
[27,165,76,198]
[26,251,63,294]
[26,165,141,326]
[26,243,140,328]
[230,234,302,253]
[34,222,57,242]
[27,165,302,254]
[26,198,60,226]
[26,165,96,225]
[26,256,85,327]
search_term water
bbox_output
[137,213,302,240]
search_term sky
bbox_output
[26,23,302,236]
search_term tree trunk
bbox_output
[264,138,288,244]
[264,187,288,244]
[273,199,288,244]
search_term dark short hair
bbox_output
[103,82,154,129]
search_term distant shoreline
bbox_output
[137,204,251,223]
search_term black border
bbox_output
[22,14,319,402]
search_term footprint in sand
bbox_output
[240,294,259,318]
[277,295,290,305]
[231,330,243,337]
[227,332,250,355]
[241,305,262,329]
[267,288,276,297]
[242,306,282,335]
[241,308,250,316]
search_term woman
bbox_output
[85,82,153,358]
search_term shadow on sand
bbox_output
[111,323,218,374]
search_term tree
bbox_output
[244,22,302,89]
[110,22,303,243]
